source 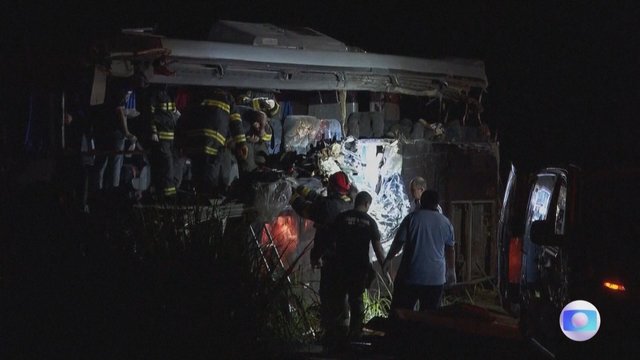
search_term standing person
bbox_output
[149,89,180,198]
[290,171,354,350]
[182,88,248,196]
[409,176,442,213]
[332,191,385,346]
[89,84,137,193]
[384,190,456,312]
[238,109,272,174]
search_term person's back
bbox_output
[305,191,353,262]
[397,209,453,285]
[335,208,379,276]
[385,189,455,311]
[329,191,385,347]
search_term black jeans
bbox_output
[390,282,443,312]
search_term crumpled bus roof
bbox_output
[110,21,488,97]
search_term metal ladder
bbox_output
[249,222,316,337]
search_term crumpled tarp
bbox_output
[252,178,294,223]
[283,115,320,154]
[283,115,343,155]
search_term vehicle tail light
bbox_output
[603,281,626,292]
[508,236,522,283]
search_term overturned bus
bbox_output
[99,20,499,286]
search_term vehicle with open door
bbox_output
[499,164,640,358]
[497,163,530,313]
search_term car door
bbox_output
[519,168,568,352]
[497,163,522,305]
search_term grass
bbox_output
[363,270,394,323]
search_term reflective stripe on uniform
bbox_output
[163,187,177,196]
[300,187,311,197]
[234,134,247,143]
[185,129,226,146]
[158,131,174,140]
[204,146,218,156]
[201,99,230,113]
[230,113,242,121]
[252,98,261,110]
[261,133,272,142]
[159,102,176,112]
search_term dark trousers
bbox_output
[334,273,368,340]
[190,150,223,195]
[319,261,349,347]
[390,282,443,312]
[173,156,191,190]
[151,140,176,196]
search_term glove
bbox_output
[296,185,311,197]
[236,143,249,160]
[445,268,457,287]
[151,133,159,142]
[289,192,300,205]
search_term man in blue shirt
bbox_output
[384,190,456,311]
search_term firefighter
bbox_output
[149,89,179,198]
[236,91,280,119]
[183,88,248,196]
[290,171,354,351]
[239,109,273,173]
[237,92,280,154]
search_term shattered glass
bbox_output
[337,138,411,256]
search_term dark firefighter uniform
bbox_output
[150,91,179,197]
[290,171,353,349]
[237,92,280,120]
[240,109,273,172]
[237,93,279,161]
[183,89,247,194]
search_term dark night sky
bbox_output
[6,1,640,174]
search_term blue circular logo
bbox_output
[559,300,601,341]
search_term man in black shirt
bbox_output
[291,171,353,351]
[332,191,385,344]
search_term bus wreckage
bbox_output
[98,20,499,308]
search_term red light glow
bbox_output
[262,214,299,262]
[508,237,522,283]
[603,281,626,292]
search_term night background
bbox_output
[2,1,639,358]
